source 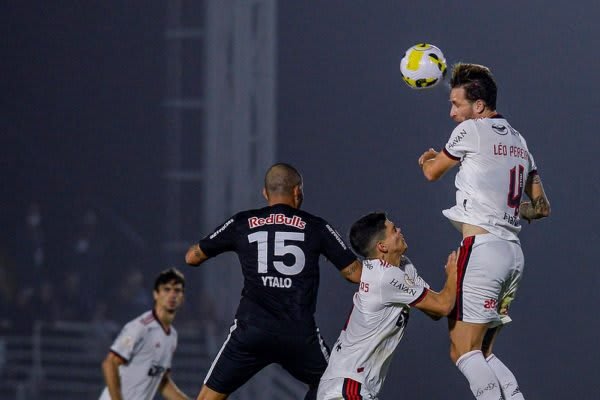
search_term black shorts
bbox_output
[204,318,330,394]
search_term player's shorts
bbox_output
[450,233,524,327]
[317,377,376,400]
[204,318,330,394]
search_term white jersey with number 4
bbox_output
[99,310,178,400]
[442,116,537,241]
[320,257,429,397]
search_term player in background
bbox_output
[418,63,551,400]
[100,268,190,400]
[317,211,458,400]
[185,163,362,400]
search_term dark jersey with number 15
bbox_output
[197,204,356,330]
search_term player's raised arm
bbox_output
[418,147,459,182]
[519,172,551,223]
[412,249,459,318]
[185,243,209,266]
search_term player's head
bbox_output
[263,163,304,208]
[153,268,185,313]
[154,267,185,291]
[449,63,497,122]
[349,212,407,259]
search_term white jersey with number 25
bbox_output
[442,116,537,241]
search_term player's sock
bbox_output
[456,350,503,400]
[486,354,525,399]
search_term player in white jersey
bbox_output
[317,212,459,400]
[418,63,551,400]
[100,268,190,400]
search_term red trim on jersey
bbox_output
[342,304,354,331]
[451,236,475,321]
[141,312,155,325]
[342,378,363,399]
[378,259,392,268]
[443,147,461,161]
[409,287,429,306]
[152,308,171,335]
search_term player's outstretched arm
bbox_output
[102,352,126,400]
[519,173,551,223]
[418,148,459,181]
[159,373,191,400]
[339,259,362,283]
[413,249,459,318]
[185,243,209,266]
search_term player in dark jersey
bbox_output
[185,163,362,400]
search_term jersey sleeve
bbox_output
[197,215,239,257]
[379,261,429,306]
[522,137,538,174]
[443,120,478,161]
[110,319,146,362]
[317,220,356,271]
[527,151,538,175]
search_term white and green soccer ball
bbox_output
[400,43,447,89]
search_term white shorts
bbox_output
[317,377,376,400]
[451,234,524,327]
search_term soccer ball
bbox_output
[400,43,447,89]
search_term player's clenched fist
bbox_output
[418,148,439,167]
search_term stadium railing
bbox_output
[0,320,306,400]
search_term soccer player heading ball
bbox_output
[418,63,551,400]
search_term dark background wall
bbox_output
[2,1,598,398]
[277,2,599,398]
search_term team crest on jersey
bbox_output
[492,124,508,135]
[120,335,134,351]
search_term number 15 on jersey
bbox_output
[248,231,306,276]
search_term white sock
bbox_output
[486,354,525,399]
[456,350,503,400]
